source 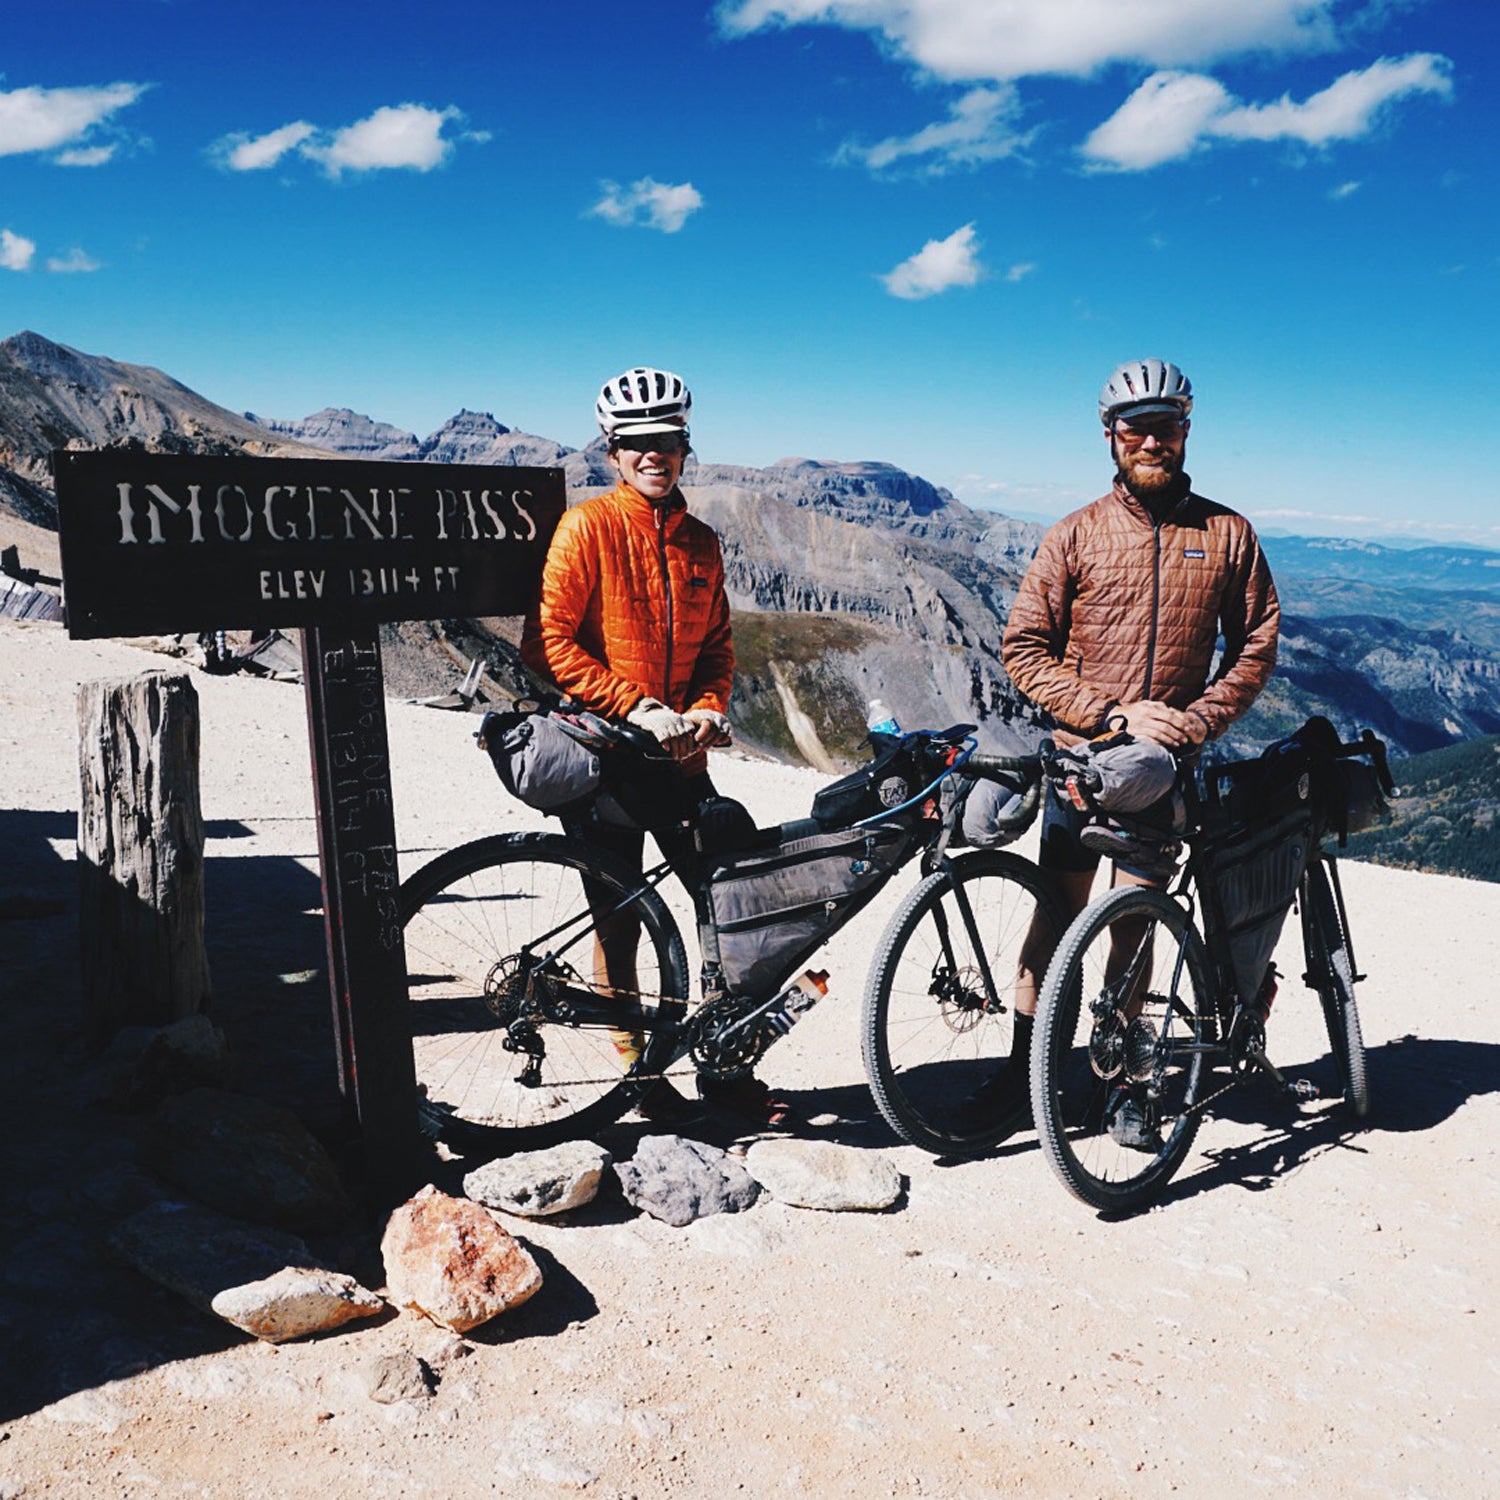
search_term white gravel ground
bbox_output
[2,617,1497,1498]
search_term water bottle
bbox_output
[761,969,830,1038]
[866,699,902,738]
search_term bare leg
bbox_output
[1015,866,1097,1016]
[585,884,644,1069]
[1105,864,1167,1017]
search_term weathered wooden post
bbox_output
[77,670,210,1035]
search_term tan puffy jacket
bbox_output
[1002,479,1279,745]
[521,482,734,722]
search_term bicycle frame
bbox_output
[1143,790,1350,1110]
[520,731,1034,1074]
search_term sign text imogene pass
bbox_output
[54,451,566,639]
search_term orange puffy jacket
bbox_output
[1003,479,1279,746]
[521,482,734,722]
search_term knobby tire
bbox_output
[399,832,689,1153]
[1300,857,1370,1118]
[862,850,1061,1157]
[1032,885,1211,1213]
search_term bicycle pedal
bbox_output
[1287,1077,1320,1103]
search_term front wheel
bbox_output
[862,851,1061,1156]
[1300,857,1370,1118]
[399,832,689,1152]
[1032,886,1211,1213]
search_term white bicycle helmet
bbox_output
[1098,359,1193,425]
[596,366,692,438]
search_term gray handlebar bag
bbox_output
[1090,737,1179,813]
[480,710,602,812]
[1049,734,1178,815]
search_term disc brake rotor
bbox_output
[934,965,988,1034]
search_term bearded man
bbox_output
[968,359,1280,1137]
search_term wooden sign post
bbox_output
[55,450,565,1203]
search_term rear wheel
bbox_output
[1300,857,1369,1117]
[1032,886,1211,1213]
[862,851,1061,1156]
[399,832,689,1152]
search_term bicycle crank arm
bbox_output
[1244,1045,1321,1103]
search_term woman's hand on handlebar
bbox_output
[685,708,733,749]
[626,698,696,757]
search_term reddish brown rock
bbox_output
[380,1184,542,1332]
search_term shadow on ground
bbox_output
[1130,1034,1500,1216]
[0,810,360,1425]
[6,797,1494,1419]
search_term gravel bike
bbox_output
[1030,726,1391,1213]
[398,717,1061,1156]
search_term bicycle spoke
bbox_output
[400,834,688,1151]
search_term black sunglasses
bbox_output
[613,431,688,454]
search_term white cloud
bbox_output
[213,121,317,172]
[1081,70,1232,169]
[1330,179,1361,199]
[1005,261,1036,282]
[57,144,117,168]
[1084,52,1451,169]
[212,105,476,179]
[589,178,704,233]
[45,248,101,274]
[882,222,984,299]
[842,85,1028,172]
[304,104,462,176]
[1214,51,1451,142]
[0,81,147,159]
[1,229,36,272]
[718,0,1338,83]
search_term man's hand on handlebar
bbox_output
[1114,700,1207,752]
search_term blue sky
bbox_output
[1,1,1495,542]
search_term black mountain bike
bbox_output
[398,721,1062,1156]
[1030,729,1390,1213]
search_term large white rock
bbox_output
[744,1138,904,1212]
[463,1141,611,1219]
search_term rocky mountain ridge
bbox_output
[0,331,324,529]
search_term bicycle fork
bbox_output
[925,865,1006,1013]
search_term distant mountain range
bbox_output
[1262,535,1500,593]
[5,328,1500,768]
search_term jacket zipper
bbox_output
[1142,518,1162,698]
[1140,489,1193,701]
[656,503,674,703]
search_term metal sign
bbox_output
[55,448,566,1206]
[53,450,565,639]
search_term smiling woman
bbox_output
[515,365,792,1127]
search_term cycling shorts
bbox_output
[1038,783,1166,884]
